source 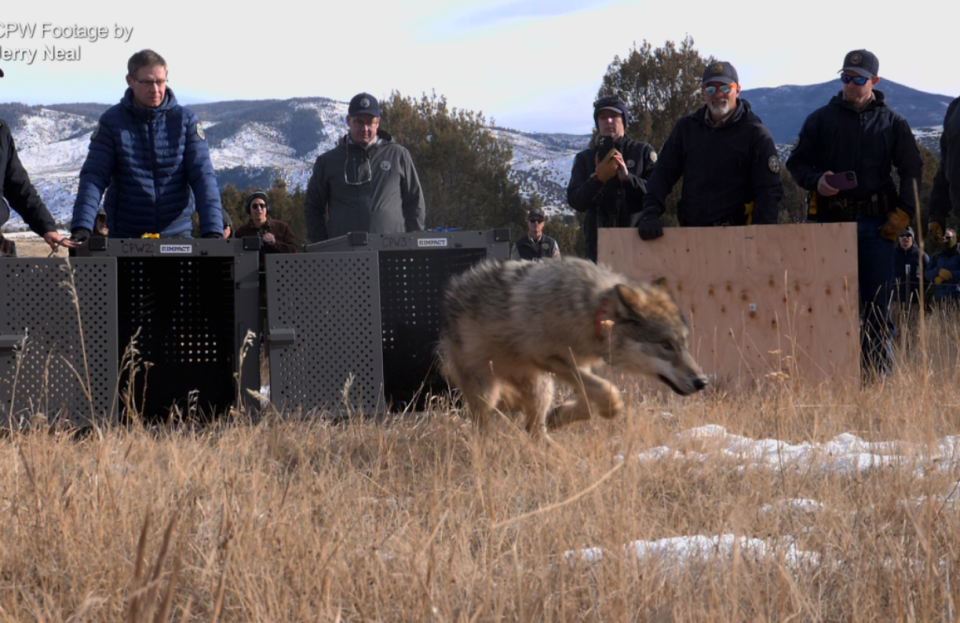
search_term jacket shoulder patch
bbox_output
[195,122,205,140]
[649,151,658,163]
[768,155,781,173]
[91,123,100,141]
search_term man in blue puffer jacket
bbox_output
[70,50,222,240]
[925,229,960,305]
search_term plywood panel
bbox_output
[598,223,860,386]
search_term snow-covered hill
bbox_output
[0,98,590,231]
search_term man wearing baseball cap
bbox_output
[0,66,70,256]
[567,95,657,262]
[786,50,922,378]
[511,208,560,261]
[637,61,782,240]
[303,92,426,242]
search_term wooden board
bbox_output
[598,223,860,386]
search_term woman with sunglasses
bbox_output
[786,49,923,379]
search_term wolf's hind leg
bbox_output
[459,371,502,431]
[512,373,554,438]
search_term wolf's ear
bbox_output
[651,276,671,293]
[614,284,645,315]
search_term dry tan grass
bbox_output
[5,307,960,621]
[4,235,62,258]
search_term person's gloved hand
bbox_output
[929,221,945,243]
[934,268,953,285]
[70,228,91,244]
[201,232,222,239]
[636,208,664,240]
[878,208,910,241]
[594,149,620,183]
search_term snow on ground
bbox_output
[563,423,960,571]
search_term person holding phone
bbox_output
[786,49,923,378]
[567,96,657,262]
[636,61,783,240]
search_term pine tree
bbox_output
[380,91,532,243]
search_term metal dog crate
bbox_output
[1,257,118,428]
[72,238,262,420]
[269,229,510,414]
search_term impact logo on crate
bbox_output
[160,244,193,254]
[417,238,449,248]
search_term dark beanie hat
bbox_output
[593,96,630,129]
[245,190,269,213]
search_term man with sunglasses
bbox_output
[70,50,223,241]
[511,208,561,261]
[303,93,425,243]
[567,95,657,262]
[636,61,782,240]
[786,50,922,378]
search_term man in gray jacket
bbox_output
[303,93,426,242]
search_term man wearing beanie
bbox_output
[787,50,922,378]
[303,92,425,242]
[637,61,782,240]
[567,95,657,262]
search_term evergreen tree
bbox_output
[597,37,714,225]
[598,36,713,153]
[380,91,531,243]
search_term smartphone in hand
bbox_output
[825,171,858,191]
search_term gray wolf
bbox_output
[439,258,707,437]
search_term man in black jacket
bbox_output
[511,208,560,261]
[0,68,68,256]
[786,50,922,378]
[636,61,782,239]
[567,96,656,262]
[928,96,960,240]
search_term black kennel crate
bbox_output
[75,237,262,420]
[266,229,510,414]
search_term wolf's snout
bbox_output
[693,377,708,391]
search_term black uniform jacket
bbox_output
[929,96,960,227]
[567,135,656,261]
[642,98,783,226]
[786,90,922,212]
[0,118,56,235]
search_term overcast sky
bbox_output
[1,0,957,135]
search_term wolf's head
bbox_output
[604,277,708,396]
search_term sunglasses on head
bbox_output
[840,74,870,86]
[703,84,733,96]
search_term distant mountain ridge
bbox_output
[741,79,954,144]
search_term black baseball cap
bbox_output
[841,50,879,79]
[527,208,546,221]
[702,61,739,86]
[348,93,380,118]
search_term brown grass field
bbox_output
[5,233,960,621]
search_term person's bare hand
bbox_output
[817,171,840,197]
[262,232,276,245]
[613,152,629,180]
[43,231,77,251]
